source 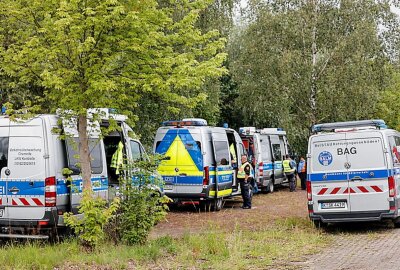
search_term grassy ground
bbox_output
[0,217,330,270]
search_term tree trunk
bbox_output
[78,114,92,190]
[310,0,318,126]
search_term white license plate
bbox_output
[164,184,173,190]
[0,209,4,217]
[321,202,346,209]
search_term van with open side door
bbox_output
[307,120,400,227]
[0,108,147,239]
[153,119,246,210]
[239,127,290,193]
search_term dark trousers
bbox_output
[240,179,252,208]
[286,173,296,192]
[299,172,307,190]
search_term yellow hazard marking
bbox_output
[209,188,233,197]
[158,136,203,177]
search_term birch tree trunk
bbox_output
[78,114,92,191]
[310,0,319,126]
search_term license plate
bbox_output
[164,184,173,190]
[0,209,4,218]
[321,202,346,209]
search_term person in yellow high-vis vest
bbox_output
[283,154,296,192]
[237,154,254,209]
[111,141,124,175]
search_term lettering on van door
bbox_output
[9,148,41,166]
[337,147,357,155]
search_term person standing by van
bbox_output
[283,154,296,192]
[238,154,254,209]
[297,157,307,190]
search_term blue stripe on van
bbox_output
[0,177,107,196]
[263,163,273,170]
[308,169,390,182]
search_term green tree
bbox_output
[0,0,226,189]
[229,0,397,154]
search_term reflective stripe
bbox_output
[209,188,233,197]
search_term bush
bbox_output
[109,155,169,245]
[64,189,119,250]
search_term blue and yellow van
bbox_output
[153,119,246,210]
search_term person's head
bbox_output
[285,154,290,160]
[241,154,247,163]
[300,156,305,161]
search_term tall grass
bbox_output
[0,217,330,270]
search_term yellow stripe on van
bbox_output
[158,136,203,177]
[209,188,232,197]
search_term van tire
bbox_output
[267,180,274,193]
[393,217,400,228]
[213,198,223,211]
[203,198,223,212]
[313,220,327,228]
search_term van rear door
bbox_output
[155,129,179,191]
[345,132,389,212]
[5,118,46,220]
[310,133,350,213]
[211,131,233,198]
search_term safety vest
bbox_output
[111,141,124,175]
[230,144,237,163]
[283,159,295,174]
[237,162,253,179]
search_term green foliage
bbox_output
[64,190,119,249]
[108,155,169,245]
[377,69,400,130]
[229,0,397,155]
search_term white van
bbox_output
[239,127,290,193]
[307,120,400,226]
[153,119,246,210]
[0,108,147,238]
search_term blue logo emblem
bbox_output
[318,151,333,166]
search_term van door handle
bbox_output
[351,176,363,181]
[179,173,187,176]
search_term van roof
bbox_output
[312,119,387,133]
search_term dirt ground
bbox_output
[150,185,308,239]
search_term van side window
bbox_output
[66,138,103,174]
[0,138,9,171]
[214,141,230,166]
[389,136,400,166]
[130,140,142,161]
[272,144,281,161]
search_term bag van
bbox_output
[153,119,246,210]
[239,127,290,193]
[0,108,147,238]
[307,119,400,226]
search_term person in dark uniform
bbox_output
[237,154,254,209]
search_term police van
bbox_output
[0,108,147,238]
[307,119,400,227]
[153,119,246,210]
[239,127,290,193]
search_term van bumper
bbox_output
[0,208,59,227]
[310,210,396,223]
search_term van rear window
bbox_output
[0,137,8,171]
[66,138,103,174]
[214,141,230,165]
